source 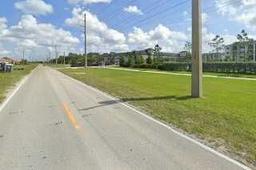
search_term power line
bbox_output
[163,0,244,29]
[97,0,128,15]
[112,0,168,28]
[114,0,241,31]
[203,0,241,13]
[106,0,138,20]
[117,0,189,30]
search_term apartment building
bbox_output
[225,41,256,62]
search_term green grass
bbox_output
[0,64,37,103]
[113,66,256,79]
[60,67,256,166]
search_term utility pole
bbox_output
[48,51,51,64]
[63,52,66,65]
[253,43,256,63]
[191,0,202,98]
[55,45,58,65]
[22,48,25,66]
[84,13,87,68]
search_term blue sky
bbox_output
[0,0,256,60]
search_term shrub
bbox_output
[157,62,256,74]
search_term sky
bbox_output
[0,0,256,60]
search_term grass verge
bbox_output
[60,67,256,167]
[0,64,37,103]
[112,66,256,79]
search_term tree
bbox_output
[132,51,138,65]
[184,41,192,61]
[153,44,162,64]
[237,29,249,41]
[208,35,224,61]
[145,48,153,64]
[146,56,152,64]
[127,55,133,67]
[120,56,125,67]
[237,29,253,62]
[137,56,144,64]
[184,41,192,53]
[20,59,28,65]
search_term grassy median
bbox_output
[60,67,256,166]
[0,64,37,103]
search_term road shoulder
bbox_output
[0,66,38,113]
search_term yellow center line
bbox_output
[62,102,80,129]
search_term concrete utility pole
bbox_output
[48,51,51,64]
[55,45,58,65]
[253,43,256,63]
[191,0,203,98]
[84,13,87,68]
[63,52,66,65]
[22,49,25,61]
[22,48,25,66]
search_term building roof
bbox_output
[0,57,17,63]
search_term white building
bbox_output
[225,41,256,62]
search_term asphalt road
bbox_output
[0,66,250,170]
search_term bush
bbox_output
[132,64,159,69]
[158,63,191,71]
[126,62,256,74]
[157,62,256,74]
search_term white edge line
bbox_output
[57,68,251,170]
[107,67,256,81]
[0,66,37,113]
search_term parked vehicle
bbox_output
[0,62,13,72]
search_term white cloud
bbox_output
[0,42,10,56]
[0,17,7,32]
[15,0,53,16]
[128,24,187,52]
[65,8,190,53]
[0,15,79,59]
[67,0,111,4]
[64,7,245,54]
[0,17,10,56]
[65,8,128,53]
[216,0,256,30]
[124,5,143,15]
